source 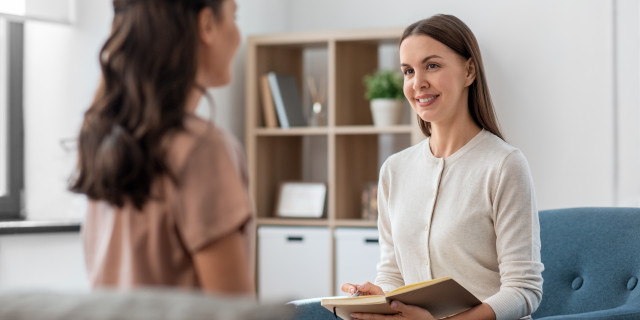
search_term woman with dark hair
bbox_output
[342,14,543,319]
[71,0,253,295]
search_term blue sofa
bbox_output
[532,207,640,319]
[290,207,640,319]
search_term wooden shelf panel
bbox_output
[334,125,412,135]
[334,219,378,228]
[335,135,379,220]
[248,27,404,46]
[257,218,329,227]
[253,125,413,136]
[254,127,329,136]
[335,41,378,126]
[256,218,377,228]
[250,35,329,46]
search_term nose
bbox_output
[412,71,429,90]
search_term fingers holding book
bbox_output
[350,301,436,320]
[341,281,385,296]
[341,282,358,296]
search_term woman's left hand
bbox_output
[350,301,436,320]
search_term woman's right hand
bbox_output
[341,281,384,296]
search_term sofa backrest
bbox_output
[0,289,296,320]
[532,207,640,318]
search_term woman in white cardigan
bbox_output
[342,14,543,320]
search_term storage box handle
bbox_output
[365,238,379,244]
[287,236,304,242]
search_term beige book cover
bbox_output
[321,277,481,320]
[260,74,278,128]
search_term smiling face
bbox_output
[400,35,476,128]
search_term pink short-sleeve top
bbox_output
[82,116,254,289]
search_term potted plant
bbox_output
[363,70,405,126]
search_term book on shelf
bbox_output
[267,72,307,128]
[320,277,481,320]
[259,74,279,128]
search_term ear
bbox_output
[464,58,476,87]
[198,7,217,46]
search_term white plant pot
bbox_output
[370,98,404,127]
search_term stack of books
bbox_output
[259,72,307,129]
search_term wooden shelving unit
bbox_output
[245,27,422,295]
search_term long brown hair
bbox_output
[401,14,504,140]
[70,0,224,209]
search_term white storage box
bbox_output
[258,226,331,302]
[334,227,380,295]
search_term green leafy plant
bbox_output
[363,70,404,100]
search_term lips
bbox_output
[415,94,439,106]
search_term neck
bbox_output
[185,86,205,114]
[429,116,481,159]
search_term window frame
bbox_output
[0,19,24,220]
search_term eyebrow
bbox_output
[401,55,443,68]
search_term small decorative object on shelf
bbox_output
[361,182,378,221]
[275,182,327,218]
[307,77,326,127]
[363,70,405,127]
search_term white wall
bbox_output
[616,0,640,207]
[0,233,88,290]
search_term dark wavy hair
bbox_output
[70,0,224,209]
[401,14,504,140]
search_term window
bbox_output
[0,21,6,197]
[1,0,73,25]
[0,18,24,219]
[0,1,26,17]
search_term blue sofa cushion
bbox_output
[533,207,640,319]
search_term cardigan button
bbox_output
[627,277,638,291]
[571,277,583,290]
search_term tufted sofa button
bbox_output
[571,277,584,290]
[628,277,638,291]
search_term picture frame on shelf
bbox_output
[275,182,327,218]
